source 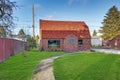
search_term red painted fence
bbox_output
[0,38,26,63]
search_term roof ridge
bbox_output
[40,19,85,23]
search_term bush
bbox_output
[26,37,36,50]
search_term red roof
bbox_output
[40,20,91,39]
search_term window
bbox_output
[78,39,83,45]
[48,39,60,48]
[115,40,118,46]
[69,39,75,44]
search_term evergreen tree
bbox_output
[18,29,25,35]
[92,30,97,36]
[99,6,120,40]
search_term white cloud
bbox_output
[68,0,74,5]
[45,15,54,20]
[68,0,89,5]
[34,4,44,10]
[44,12,57,20]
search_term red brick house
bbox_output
[109,35,120,50]
[40,20,91,52]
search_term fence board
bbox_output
[0,39,3,62]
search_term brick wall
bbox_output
[63,34,78,52]
[78,39,91,51]
[40,35,91,52]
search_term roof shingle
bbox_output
[40,20,91,39]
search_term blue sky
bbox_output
[13,0,120,36]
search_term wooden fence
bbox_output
[0,38,26,63]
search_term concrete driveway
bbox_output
[92,48,120,54]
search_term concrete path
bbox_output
[92,48,120,54]
[32,53,76,80]
[32,54,64,80]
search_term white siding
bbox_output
[91,38,102,46]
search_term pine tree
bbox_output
[18,29,25,35]
[99,6,120,40]
[92,30,97,36]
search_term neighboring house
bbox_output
[40,20,91,52]
[8,35,31,42]
[109,35,120,50]
[91,36,102,46]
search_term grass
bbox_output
[54,52,120,80]
[92,46,111,49]
[0,49,64,80]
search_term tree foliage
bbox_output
[0,26,6,37]
[26,37,36,50]
[18,29,25,35]
[35,35,39,44]
[92,30,97,36]
[99,6,120,40]
[0,0,17,34]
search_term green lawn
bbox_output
[0,49,64,80]
[54,52,120,80]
